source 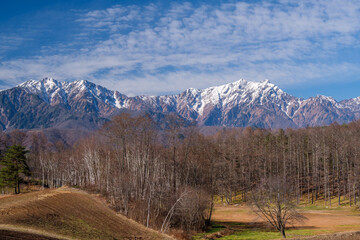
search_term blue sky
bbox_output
[0,0,360,100]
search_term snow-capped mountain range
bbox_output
[0,77,358,130]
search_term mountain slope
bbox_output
[0,87,108,130]
[139,79,358,128]
[292,95,355,127]
[1,77,359,130]
[18,78,126,118]
[0,187,173,240]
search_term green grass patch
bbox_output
[219,229,333,240]
[336,224,360,230]
[230,222,247,226]
[210,223,226,229]
[192,223,225,240]
[213,192,247,205]
[192,221,333,240]
[285,229,334,238]
[219,229,280,240]
[214,207,247,214]
[297,194,359,209]
[298,205,342,211]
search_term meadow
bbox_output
[193,196,360,240]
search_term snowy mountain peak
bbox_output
[312,95,338,105]
[6,77,360,130]
[16,78,133,112]
[42,76,55,82]
[72,79,90,87]
[215,78,247,89]
[200,79,286,103]
[19,77,59,88]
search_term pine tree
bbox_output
[0,145,30,194]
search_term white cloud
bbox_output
[1,0,360,96]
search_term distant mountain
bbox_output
[140,79,299,128]
[0,77,359,130]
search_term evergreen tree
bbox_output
[0,145,30,194]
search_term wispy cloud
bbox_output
[0,0,360,96]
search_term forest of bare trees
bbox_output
[1,113,360,233]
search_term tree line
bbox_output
[1,114,360,233]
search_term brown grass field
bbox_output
[0,187,174,240]
[208,204,360,239]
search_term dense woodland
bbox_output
[1,113,360,232]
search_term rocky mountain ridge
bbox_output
[0,77,358,130]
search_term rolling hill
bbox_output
[0,187,173,240]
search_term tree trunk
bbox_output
[280,226,286,239]
[206,195,214,226]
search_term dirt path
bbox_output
[0,195,12,200]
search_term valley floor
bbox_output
[194,204,360,239]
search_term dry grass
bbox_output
[203,204,360,239]
[0,186,174,240]
[212,204,360,232]
[302,231,360,240]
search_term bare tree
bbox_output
[250,177,307,239]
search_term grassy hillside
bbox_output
[0,187,173,240]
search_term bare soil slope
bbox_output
[0,187,173,240]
